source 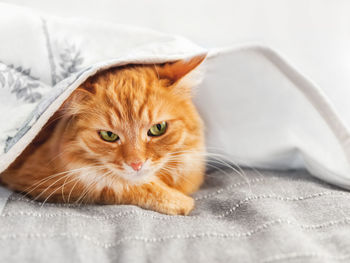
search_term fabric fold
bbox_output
[1,3,350,196]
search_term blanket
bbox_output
[1,168,350,263]
[1,3,350,207]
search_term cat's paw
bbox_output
[161,194,195,216]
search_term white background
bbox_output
[1,0,350,124]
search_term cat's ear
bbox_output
[78,79,97,94]
[61,79,97,115]
[71,79,98,102]
[156,54,206,85]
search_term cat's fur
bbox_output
[0,56,206,215]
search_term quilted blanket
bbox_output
[1,168,350,263]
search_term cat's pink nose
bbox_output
[130,162,143,171]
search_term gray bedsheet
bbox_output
[1,168,350,263]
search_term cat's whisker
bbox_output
[61,171,75,203]
[165,150,245,175]
[39,173,78,207]
[21,172,74,199]
[40,166,107,206]
[158,152,250,190]
[159,165,197,188]
[21,164,105,198]
[35,174,73,204]
[204,151,255,193]
[29,165,105,202]
[78,171,113,205]
[74,180,96,205]
[206,163,233,177]
[160,151,253,193]
[76,170,114,205]
[67,177,81,203]
[207,150,257,195]
[205,146,265,174]
[66,166,105,203]
[75,173,101,205]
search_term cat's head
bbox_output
[59,55,206,185]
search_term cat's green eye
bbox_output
[148,121,167,137]
[99,131,119,142]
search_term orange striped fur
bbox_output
[1,56,206,215]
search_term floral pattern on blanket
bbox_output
[56,42,84,83]
[0,63,43,103]
[1,41,86,154]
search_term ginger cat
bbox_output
[1,56,206,215]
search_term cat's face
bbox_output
[60,57,205,185]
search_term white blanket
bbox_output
[1,3,350,210]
